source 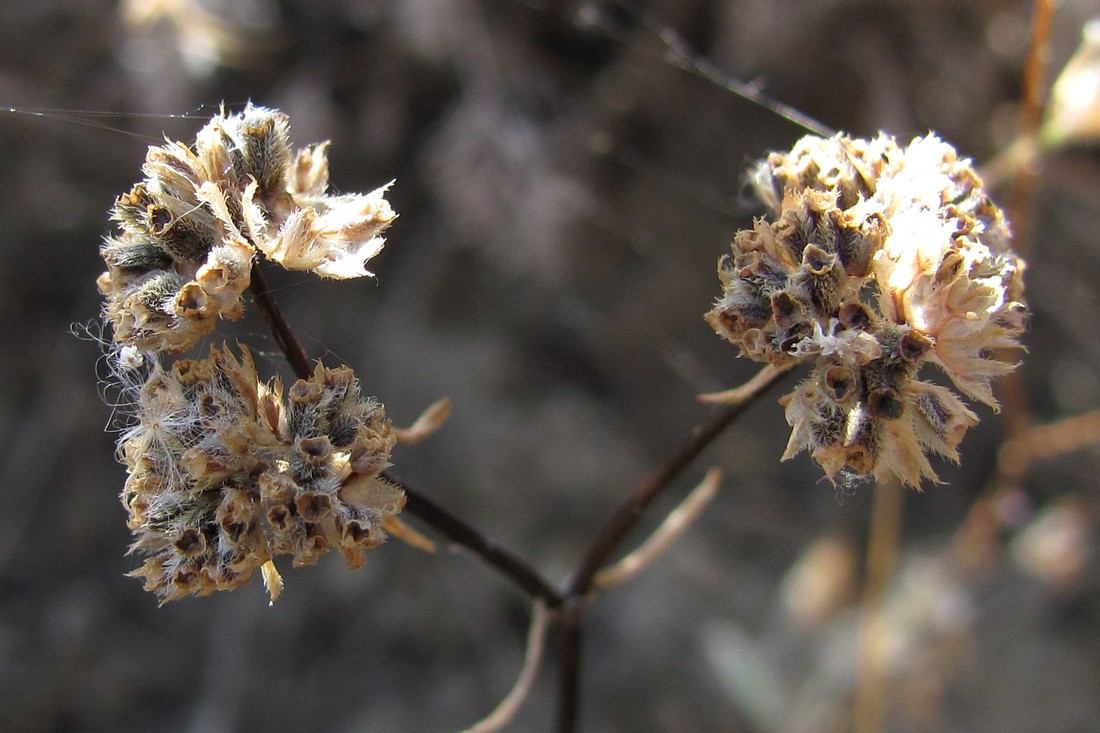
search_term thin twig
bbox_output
[600,0,835,137]
[248,261,565,609]
[394,396,453,444]
[249,262,312,381]
[699,363,787,404]
[381,515,437,553]
[570,363,791,596]
[1009,0,1056,259]
[557,362,792,732]
[463,601,551,733]
[396,479,565,607]
[1000,407,1100,478]
[988,0,1056,467]
[555,603,584,733]
[594,467,722,590]
[953,409,1100,574]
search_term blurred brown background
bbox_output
[1,0,1098,731]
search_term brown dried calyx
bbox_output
[120,343,403,603]
[98,104,396,354]
[707,133,1026,487]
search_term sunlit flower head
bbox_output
[707,133,1026,487]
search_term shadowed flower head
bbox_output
[98,104,395,353]
[707,133,1026,487]
[121,343,402,603]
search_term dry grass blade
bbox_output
[998,408,1100,476]
[394,397,452,444]
[463,601,551,733]
[698,363,789,405]
[594,467,722,590]
[381,515,437,553]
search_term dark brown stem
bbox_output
[556,364,792,731]
[568,367,790,597]
[392,475,565,607]
[249,262,313,381]
[614,0,834,138]
[248,261,564,608]
[555,601,584,733]
[853,477,904,733]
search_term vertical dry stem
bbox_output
[999,0,1054,433]
[853,478,904,733]
[1009,0,1055,260]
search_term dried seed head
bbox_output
[711,133,1026,487]
[99,104,397,355]
[118,344,402,602]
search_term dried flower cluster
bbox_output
[98,104,395,353]
[98,106,403,602]
[121,345,402,602]
[707,133,1026,487]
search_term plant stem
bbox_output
[853,477,904,733]
[555,601,585,733]
[569,365,791,596]
[998,0,1054,436]
[248,263,312,381]
[1009,0,1055,260]
[394,476,564,607]
[982,0,1054,494]
[557,364,792,732]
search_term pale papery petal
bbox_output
[289,143,330,197]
